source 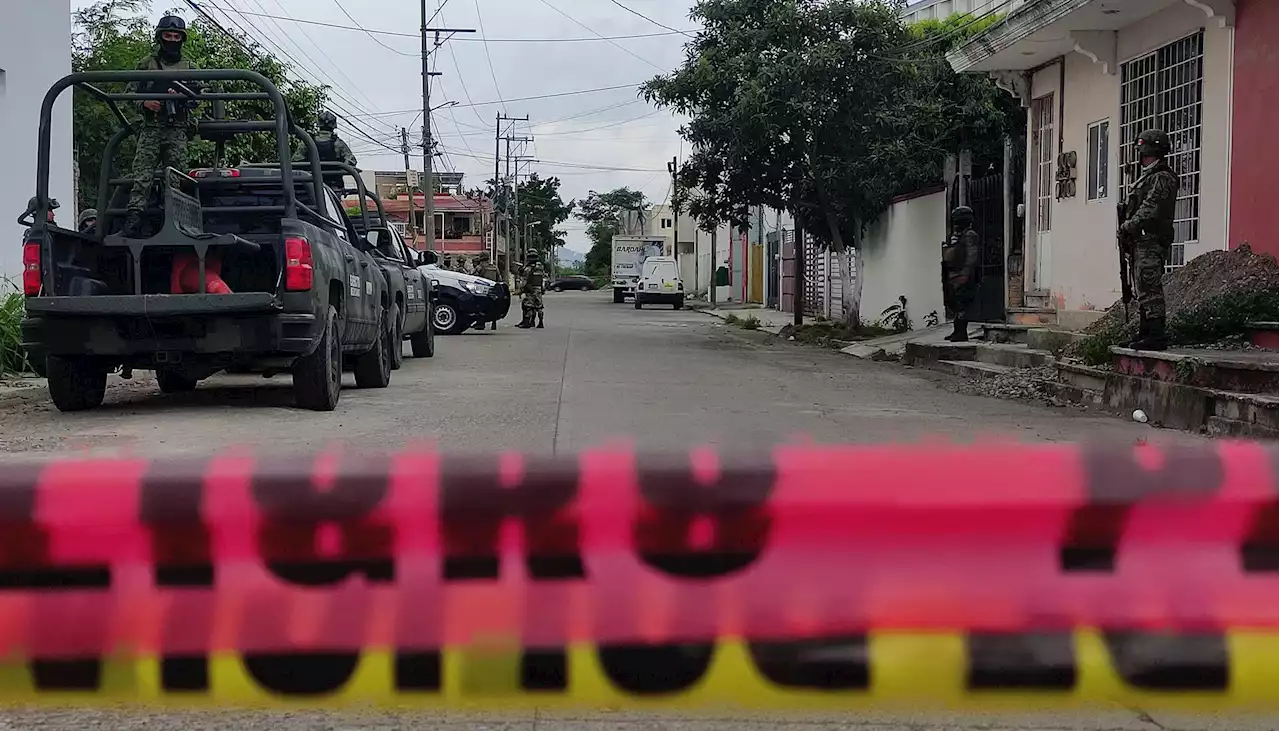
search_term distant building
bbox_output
[900,0,1024,24]
[2,1,73,280]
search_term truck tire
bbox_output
[46,356,107,412]
[434,302,467,335]
[354,310,392,389]
[293,305,341,411]
[410,316,435,358]
[674,297,684,310]
[389,304,404,371]
[156,368,198,393]
[613,288,624,304]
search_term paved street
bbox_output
[0,290,1200,459]
[0,292,1257,731]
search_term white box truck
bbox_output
[611,235,666,303]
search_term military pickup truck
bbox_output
[19,68,393,412]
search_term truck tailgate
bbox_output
[25,293,281,317]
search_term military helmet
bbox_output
[78,208,98,227]
[318,110,338,131]
[526,250,540,262]
[155,15,187,41]
[951,205,974,224]
[1135,129,1171,158]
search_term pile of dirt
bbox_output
[1067,245,1277,358]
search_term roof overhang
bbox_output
[947,0,1235,81]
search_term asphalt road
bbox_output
[0,291,1259,731]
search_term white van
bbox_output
[633,256,684,310]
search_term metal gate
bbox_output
[803,233,826,317]
[950,171,1006,323]
[780,229,796,313]
[766,231,781,308]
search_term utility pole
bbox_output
[401,127,417,242]
[793,219,804,326]
[418,9,474,252]
[710,224,717,307]
[494,113,528,281]
[513,153,536,266]
[667,155,679,258]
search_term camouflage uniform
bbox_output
[126,54,197,219]
[518,259,546,329]
[475,253,501,283]
[941,206,980,342]
[1119,129,1179,350]
[293,110,357,188]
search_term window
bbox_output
[1086,120,1109,201]
[660,218,673,229]
[1120,31,1203,268]
[1031,94,1054,233]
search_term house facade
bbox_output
[2,1,73,281]
[948,0,1273,322]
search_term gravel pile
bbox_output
[1082,245,1278,337]
[949,364,1068,405]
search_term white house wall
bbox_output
[1026,3,1232,314]
[859,190,948,330]
[0,2,73,282]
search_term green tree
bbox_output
[515,173,574,263]
[73,0,328,210]
[575,188,648,275]
[643,0,1018,327]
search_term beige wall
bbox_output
[1023,3,1232,313]
[860,190,948,330]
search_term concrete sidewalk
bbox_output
[699,304,796,335]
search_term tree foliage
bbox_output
[515,173,574,262]
[72,0,328,209]
[642,0,1020,325]
[574,188,648,275]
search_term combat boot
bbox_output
[536,312,544,329]
[515,311,533,328]
[944,318,968,342]
[122,209,144,238]
[1127,317,1168,351]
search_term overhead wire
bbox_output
[329,0,418,56]
[470,0,506,112]
[605,0,696,38]
[341,82,644,116]
[532,0,667,72]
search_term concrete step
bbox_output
[1008,307,1057,326]
[1246,321,1278,350]
[933,359,1018,379]
[1096,367,1279,437]
[904,341,1055,370]
[1111,347,1279,394]
[981,323,1038,344]
[1026,328,1088,353]
[901,341,977,366]
[974,342,1056,369]
[1057,362,1108,392]
[1025,289,1052,309]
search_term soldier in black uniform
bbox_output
[1118,129,1179,351]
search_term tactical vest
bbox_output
[315,132,338,161]
[524,266,545,292]
[138,55,195,125]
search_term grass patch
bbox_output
[739,315,762,330]
[1,288,31,377]
[722,313,741,325]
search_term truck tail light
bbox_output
[22,241,41,296]
[284,236,313,291]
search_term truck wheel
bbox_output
[434,302,467,335]
[156,368,198,393]
[354,310,393,389]
[389,304,404,371]
[613,289,624,303]
[293,305,341,411]
[674,298,684,310]
[46,356,107,412]
[410,316,435,358]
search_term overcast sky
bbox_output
[72,0,697,254]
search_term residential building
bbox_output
[646,203,701,288]
[901,0,1024,23]
[2,1,73,280]
[948,0,1272,323]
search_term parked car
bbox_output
[546,274,596,292]
[633,256,685,310]
[346,199,434,365]
[20,70,394,412]
[417,255,511,335]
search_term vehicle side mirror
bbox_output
[430,278,440,288]
[418,250,439,266]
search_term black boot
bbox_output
[490,320,497,331]
[516,311,532,328]
[122,209,144,238]
[536,312,544,329]
[944,318,968,342]
[1128,316,1168,351]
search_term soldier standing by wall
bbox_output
[124,15,198,237]
[1118,129,1179,351]
[941,205,980,342]
[517,251,546,329]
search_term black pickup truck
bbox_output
[19,68,393,412]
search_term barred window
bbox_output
[1120,31,1203,268]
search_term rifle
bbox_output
[1116,202,1133,322]
[940,241,954,315]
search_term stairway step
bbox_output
[934,360,1017,379]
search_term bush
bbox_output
[1167,290,1279,345]
[1,289,30,376]
[740,315,762,330]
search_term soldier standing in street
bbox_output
[941,205,980,342]
[473,252,502,330]
[124,15,199,237]
[1119,129,1179,351]
[517,251,546,329]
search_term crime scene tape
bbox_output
[0,441,1273,710]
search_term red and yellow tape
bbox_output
[0,441,1273,708]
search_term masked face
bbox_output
[159,30,184,61]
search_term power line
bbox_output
[471,0,505,112]
[531,109,664,136]
[440,6,491,127]
[532,98,644,126]
[342,82,644,116]
[195,6,692,42]
[533,0,667,72]
[330,0,417,56]
[605,0,696,38]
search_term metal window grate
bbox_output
[1120,31,1203,269]
[1031,95,1054,233]
[1086,120,1109,201]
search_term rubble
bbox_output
[947,364,1067,405]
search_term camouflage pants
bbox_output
[522,290,544,313]
[127,123,189,211]
[1133,240,1167,322]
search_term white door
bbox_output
[1030,94,1054,291]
